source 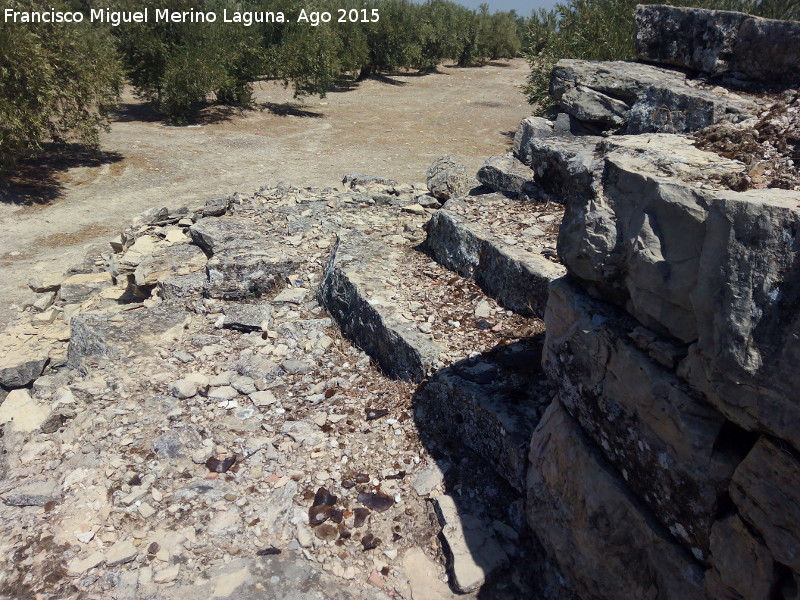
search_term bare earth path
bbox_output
[0,59,532,328]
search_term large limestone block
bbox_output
[544,278,733,556]
[424,198,564,317]
[686,189,800,449]
[730,437,800,573]
[704,513,777,600]
[318,232,440,381]
[512,116,556,164]
[550,59,755,134]
[526,400,705,600]
[635,5,800,85]
[635,5,746,73]
[134,243,207,287]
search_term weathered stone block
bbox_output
[730,437,800,573]
[705,513,777,600]
[636,5,800,85]
[415,339,549,492]
[134,243,207,287]
[526,400,705,600]
[426,156,470,200]
[686,189,800,449]
[318,232,439,381]
[544,278,734,557]
[425,200,565,316]
[476,154,535,196]
[68,307,188,367]
[550,59,755,134]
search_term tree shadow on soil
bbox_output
[260,102,325,119]
[0,145,124,207]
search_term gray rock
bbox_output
[512,116,556,164]
[433,494,509,593]
[68,307,188,368]
[318,232,440,381]
[31,292,56,312]
[544,278,734,557]
[705,514,777,600]
[171,379,198,399]
[426,156,470,200]
[203,195,231,217]
[424,197,565,317]
[559,85,628,129]
[550,59,755,134]
[58,272,113,304]
[682,189,800,451]
[237,355,282,380]
[222,303,272,332]
[281,359,312,374]
[134,243,207,287]
[27,272,62,293]
[526,400,705,600]
[524,135,600,202]
[0,355,48,389]
[730,437,800,573]
[3,480,61,506]
[416,339,549,493]
[635,5,800,85]
[157,271,207,302]
[206,247,300,300]
[342,174,398,189]
[476,154,536,196]
[635,5,745,74]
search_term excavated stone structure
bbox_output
[0,5,798,600]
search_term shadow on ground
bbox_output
[0,145,124,207]
[260,102,326,119]
[412,334,573,599]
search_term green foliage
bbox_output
[113,0,526,110]
[112,0,267,123]
[0,0,123,173]
[522,0,798,114]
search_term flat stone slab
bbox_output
[424,193,565,317]
[318,232,441,381]
[319,230,542,382]
[3,480,62,507]
[551,59,757,133]
[68,306,189,367]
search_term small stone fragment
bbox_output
[358,491,394,513]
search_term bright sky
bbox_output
[453,0,558,15]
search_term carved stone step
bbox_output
[424,193,566,317]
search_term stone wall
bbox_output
[518,6,800,600]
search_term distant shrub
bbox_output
[0,0,123,173]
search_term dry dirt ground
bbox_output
[0,59,533,329]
